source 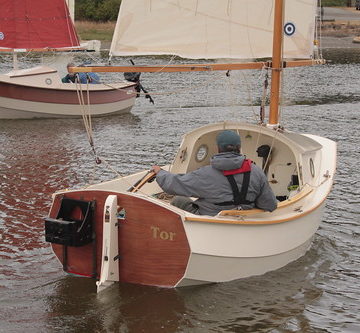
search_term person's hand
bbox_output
[151,165,162,174]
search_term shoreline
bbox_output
[76,6,360,51]
[78,17,360,51]
[320,18,360,47]
[97,36,360,53]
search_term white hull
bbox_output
[0,66,136,119]
[178,237,313,287]
[178,204,324,286]
[0,96,135,119]
[45,122,336,289]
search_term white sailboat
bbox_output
[0,0,136,119]
[44,0,336,291]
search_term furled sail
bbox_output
[0,0,80,51]
[110,0,317,60]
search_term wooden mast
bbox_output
[269,0,284,125]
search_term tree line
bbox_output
[74,0,353,22]
[322,0,355,6]
[75,0,122,22]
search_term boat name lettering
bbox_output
[150,226,176,241]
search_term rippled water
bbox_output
[0,49,359,332]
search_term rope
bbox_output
[315,2,324,60]
[259,67,269,124]
[261,127,281,173]
[75,76,101,165]
[73,79,155,195]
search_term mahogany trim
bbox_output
[48,190,191,287]
[0,81,136,105]
[185,193,326,225]
[218,185,313,217]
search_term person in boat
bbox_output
[61,62,100,84]
[152,130,277,216]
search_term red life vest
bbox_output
[222,159,252,176]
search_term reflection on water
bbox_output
[1,49,360,332]
[46,279,187,333]
[40,242,326,333]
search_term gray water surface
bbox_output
[0,50,359,332]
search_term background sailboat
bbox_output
[44,0,337,290]
[0,0,136,119]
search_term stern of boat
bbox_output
[45,189,191,289]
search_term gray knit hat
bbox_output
[216,130,241,149]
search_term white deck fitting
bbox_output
[96,195,120,293]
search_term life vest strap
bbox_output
[215,159,253,207]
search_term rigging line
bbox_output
[73,82,132,185]
[257,65,270,122]
[82,85,100,164]
[85,79,93,140]
[87,161,98,186]
[278,64,286,125]
[98,158,123,178]
[148,54,178,74]
[75,78,93,146]
[97,56,182,94]
[278,35,286,126]
[100,67,225,97]
[220,69,234,113]
[262,127,281,173]
[85,160,114,188]
[254,122,266,157]
[86,156,124,187]
[305,174,331,189]
[241,66,261,123]
[275,2,285,128]
[316,2,324,60]
[63,0,76,47]
[251,122,280,174]
[225,71,237,116]
[227,0,232,16]
[75,80,87,129]
[83,159,153,197]
[259,67,269,124]
[229,72,245,119]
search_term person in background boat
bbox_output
[61,62,100,84]
[152,130,277,216]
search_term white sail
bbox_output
[110,0,317,60]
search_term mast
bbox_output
[269,0,284,125]
[71,1,323,75]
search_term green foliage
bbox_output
[75,0,352,22]
[75,0,122,22]
[322,0,348,6]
